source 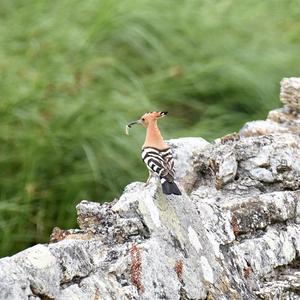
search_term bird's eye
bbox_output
[142,118,145,121]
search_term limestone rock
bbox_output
[167,137,210,192]
[0,78,300,299]
[280,77,300,111]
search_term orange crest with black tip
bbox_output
[140,111,168,125]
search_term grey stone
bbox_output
[280,77,300,110]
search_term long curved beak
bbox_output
[127,120,140,128]
[125,120,141,135]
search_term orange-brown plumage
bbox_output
[140,112,169,149]
[126,111,181,195]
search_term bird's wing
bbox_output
[160,148,175,181]
[141,147,175,182]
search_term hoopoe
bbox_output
[126,111,181,195]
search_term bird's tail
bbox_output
[161,178,182,195]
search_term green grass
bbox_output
[0,0,300,257]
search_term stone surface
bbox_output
[0,78,300,299]
[280,77,300,111]
[167,137,209,192]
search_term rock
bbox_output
[240,120,290,137]
[280,77,300,111]
[0,78,300,299]
[0,245,61,300]
[241,77,300,137]
[167,137,210,192]
[256,257,300,299]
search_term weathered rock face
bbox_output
[0,78,300,300]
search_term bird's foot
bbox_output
[144,171,153,187]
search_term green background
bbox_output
[1,0,300,257]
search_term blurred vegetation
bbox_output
[0,0,300,257]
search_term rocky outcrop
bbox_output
[0,78,300,300]
[240,77,300,138]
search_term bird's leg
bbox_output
[144,170,153,186]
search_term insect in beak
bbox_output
[125,120,140,135]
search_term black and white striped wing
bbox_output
[160,148,175,177]
[141,147,175,182]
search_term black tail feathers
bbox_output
[161,179,181,195]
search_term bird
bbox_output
[126,111,181,195]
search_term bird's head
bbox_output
[126,111,168,134]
